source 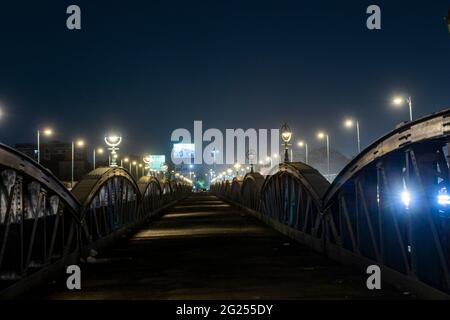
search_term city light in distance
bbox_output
[76,140,85,147]
[97,148,104,154]
[317,131,326,140]
[437,187,450,206]
[392,96,404,106]
[344,119,354,128]
[43,128,53,136]
[401,190,411,209]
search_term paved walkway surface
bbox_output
[27,193,409,299]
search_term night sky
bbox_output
[0,0,449,160]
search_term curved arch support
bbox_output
[72,167,140,245]
[0,143,80,287]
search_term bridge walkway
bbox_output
[27,193,407,299]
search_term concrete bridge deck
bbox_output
[26,193,408,299]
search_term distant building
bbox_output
[14,143,36,159]
[14,140,89,182]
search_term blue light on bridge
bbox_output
[401,189,411,209]
[437,187,450,206]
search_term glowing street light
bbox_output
[392,95,413,122]
[280,123,292,162]
[71,139,85,188]
[93,147,104,170]
[138,163,143,177]
[37,127,53,164]
[234,162,241,176]
[344,118,361,154]
[105,134,122,167]
[317,131,330,177]
[143,155,152,176]
[297,140,308,164]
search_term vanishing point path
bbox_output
[28,193,407,299]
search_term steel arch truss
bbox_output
[0,144,80,288]
[138,176,163,218]
[240,173,265,212]
[324,139,450,293]
[73,168,140,245]
[261,164,328,240]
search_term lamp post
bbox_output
[211,148,219,176]
[234,162,241,177]
[71,139,85,188]
[138,163,143,178]
[143,155,151,176]
[344,118,361,154]
[247,149,256,173]
[280,123,292,163]
[132,161,137,178]
[392,96,413,122]
[317,131,330,177]
[37,128,53,164]
[297,141,308,164]
[93,147,104,170]
[104,135,122,167]
[226,168,232,179]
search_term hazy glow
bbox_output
[281,131,292,143]
[401,190,411,209]
[43,128,53,136]
[97,148,104,154]
[393,97,404,105]
[297,141,304,147]
[317,132,326,139]
[76,140,85,147]
[437,187,450,206]
[344,119,354,128]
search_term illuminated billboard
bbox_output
[172,143,195,160]
[146,155,166,171]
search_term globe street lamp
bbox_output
[344,118,361,154]
[37,128,53,164]
[280,123,292,163]
[317,131,330,177]
[392,95,413,122]
[105,135,122,167]
[71,139,85,188]
[297,140,308,164]
[93,147,104,169]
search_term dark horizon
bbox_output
[0,0,449,160]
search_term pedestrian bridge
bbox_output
[2,109,450,299]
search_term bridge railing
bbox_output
[0,148,190,297]
[210,108,450,298]
[0,144,81,293]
